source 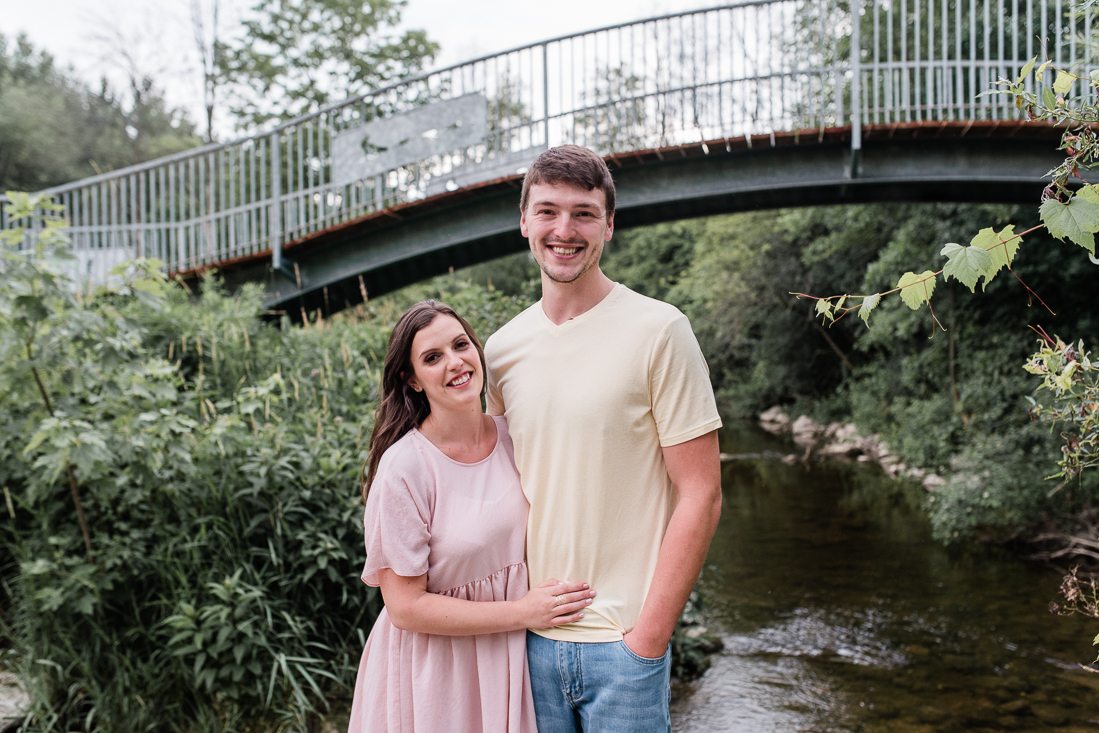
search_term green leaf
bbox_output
[1016,56,1036,85]
[897,271,937,310]
[1040,196,1099,254]
[1042,84,1057,109]
[14,295,49,323]
[1036,60,1053,80]
[971,225,1020,287]
[1077,184,1099,205]
[1054,70,1074,96]
[858,293,881,326]
[941,242,994,292]
[814,298,834,321]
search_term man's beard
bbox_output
[539,238,598,284]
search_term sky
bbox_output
[2,0,712,139]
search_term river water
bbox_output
[671,422,1099,732]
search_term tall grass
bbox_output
[0,208,531,732]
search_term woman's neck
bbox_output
[418,406,495,462]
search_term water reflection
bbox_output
[672,422,1099,732]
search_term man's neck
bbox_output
[540,268,616,325]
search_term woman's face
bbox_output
[406,314,483,413]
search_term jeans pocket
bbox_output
[618,640,668,665]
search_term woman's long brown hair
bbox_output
[360,300,487,502]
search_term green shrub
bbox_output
[0,196,532,732]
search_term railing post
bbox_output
[848,0,863,178]
[543,43,551,148]
[851,0,862,152]
[269,131,284,274]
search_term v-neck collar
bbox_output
[535,282,623,335]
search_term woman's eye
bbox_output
[456,339,469,349]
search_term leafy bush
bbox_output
[0,193,531,731]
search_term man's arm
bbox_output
[623,429,721,658]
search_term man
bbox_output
[485,145,723,732]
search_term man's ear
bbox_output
[604,211,615,241]
[520,210,529,238]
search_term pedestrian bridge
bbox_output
[7,0,1092,317]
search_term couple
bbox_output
[348,145,723,733]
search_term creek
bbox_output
[671,421,1099,732]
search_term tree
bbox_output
[218,0,439,130]
[0,34,201,192]
[191,0,228,143]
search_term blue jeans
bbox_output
[526,631,672,733]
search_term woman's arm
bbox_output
[378,570,595,636]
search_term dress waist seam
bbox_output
[432,560,526,596]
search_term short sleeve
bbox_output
[360,456,431,587]
[649,314,723,447]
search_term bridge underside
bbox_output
[207,122,1078,320]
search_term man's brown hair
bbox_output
[520,145,616,214]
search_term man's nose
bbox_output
[553,213,577,238]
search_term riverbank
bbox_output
[724,407,947,493]
[741,408,1099,577]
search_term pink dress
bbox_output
[348,416,537,733]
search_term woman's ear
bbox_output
[405,373,422,393]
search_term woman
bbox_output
[349,301,594,733]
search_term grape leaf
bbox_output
[1054,70,1074,95]
[941,242,993,292]
[1040,196,1099,254]
[897,271,937,310]
[970,225,1019,287]
[1077,184,1099,204]
[815,298,834,321]
[858,293,881,326]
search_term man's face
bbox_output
[520,182,614,285]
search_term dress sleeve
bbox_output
[361,455,432,587]
[649,314,723,447]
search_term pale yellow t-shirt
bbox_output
[485,284,722,642]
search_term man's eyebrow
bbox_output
[531,200,599,209]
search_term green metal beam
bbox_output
[232,136,1078,320]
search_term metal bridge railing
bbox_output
[3,0,1093,284]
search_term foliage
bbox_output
[668,585,723,682]
[790,52,1099,531]
[1025,334,1099,478]
[596,203,1099,546]
[218,0,439,129]
[0,193,531,731]
[0,34,201,192]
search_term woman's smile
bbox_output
[448,371,473,388]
